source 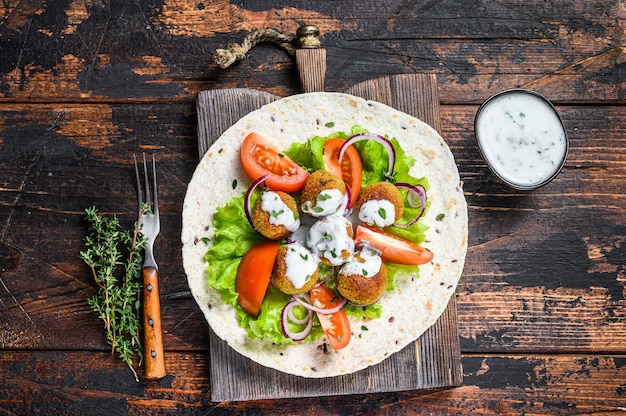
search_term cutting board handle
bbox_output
[295,25,326,93]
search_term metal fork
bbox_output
[134,153,166,380]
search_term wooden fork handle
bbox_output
[142,266,166,379]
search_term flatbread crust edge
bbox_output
[182,92,468,378]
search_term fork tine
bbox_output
[134,154,143,215]
[151,154,159,217]
[142,153,151,210]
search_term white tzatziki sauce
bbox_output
[301,189,347,217]
[306,215,355,266]
[340,244,382,278]
[475,90,567,188]
[261,191,300,231]
[284,243,319,289]
[358,199,396,227]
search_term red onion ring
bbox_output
[343,184,352,214]
[339,133,396,179]
[281,299,313,341]
[393,182,427,228]
[287,302,312,325]
[292,293,348,315]
[314,266,335,287]
[243,174,269,229]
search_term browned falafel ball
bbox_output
[306,215,355,266]
[271,243,320,295]
[336,248,387,305]
[355,181,404,227]
[300,170,347,217]
[252,190,300,240]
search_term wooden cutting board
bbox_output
[196,73,463,402]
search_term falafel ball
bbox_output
[306,215,355,266]
[252,190,300,240]
[337,246,387,305]
[300,170,347,217]
[355,181,404,227]
[272,243,320,295]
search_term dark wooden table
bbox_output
[1,1,625,414]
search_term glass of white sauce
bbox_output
[474,89,568,190]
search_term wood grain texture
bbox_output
[0,1,622,103]
[295,48,327,92]
[0,351,625,415]
[0,0,625,412]
[142,266,166,380]
[0,103,625,354]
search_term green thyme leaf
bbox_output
[82,207,146,382]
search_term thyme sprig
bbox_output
[80,206,146,382]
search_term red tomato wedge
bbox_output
[309,285,351,351]
[240,132,309,193]
[355,224,433,266]
[235,241,280,317]
[323,138,362,208]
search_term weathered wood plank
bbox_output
[0,351,624,415]
[1,103,625,354]
[0,1,622,103]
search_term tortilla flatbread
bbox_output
[182,92,467,378]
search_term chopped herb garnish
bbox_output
[325,121,335,128]
[436,213,445,221]
[278,153,285,158]
[322,233,333,241]
[378,208,387,219]
[271,209,284,218]
[218,148,223,154]
[300,253,309,261]
[313,206,324,213]
[317,193,332,201]
[361,325,369,331]
[231,179,237,189]
[362,269,368,276]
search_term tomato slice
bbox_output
[323,138,362,208]
[240,132,309,193]
[309,285,351,351]
[354,224,433,265]
[235,241,280,317]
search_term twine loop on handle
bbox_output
[214,25,321,69]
